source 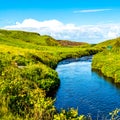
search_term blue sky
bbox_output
[1,0,120,43]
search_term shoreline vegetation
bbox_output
[0,29,99,120]
[92,39,120,83]
[0,29,120,119]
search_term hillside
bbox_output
[0,29,99,120]
[0,29,60,47]
[94,37,120,49]
[92,38,120,83]
[0,29,88,49]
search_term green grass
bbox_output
[0,29,120,119]
[0,29,60,46]
[92,39,120,83]
[0,29,100,120]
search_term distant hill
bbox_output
[95,37,120,49]
[0,29,88,48]
[0,29,60,47]
[58,40,88,47]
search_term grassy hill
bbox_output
[0,29,88,49]
[92,38,120,83]
[0,29,119,119]
[0,29,60,49]
[0,29,99,120]
[94,37,120,49]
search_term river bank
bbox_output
[55,56,120,119]
[92,49,120,83]
[0,33,99,119]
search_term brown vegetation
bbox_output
[58,40,88,47]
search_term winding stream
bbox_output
[54,56,120,119]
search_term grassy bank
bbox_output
[92,39,120,83]
[0,29,100,120]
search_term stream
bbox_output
[54,56,120,119]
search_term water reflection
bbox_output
[92,69,120,90]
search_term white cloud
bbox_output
[3,18,120,43]
[74,9,112,13]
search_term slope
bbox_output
[92,38,120,83]
[95,37,120,50]
[0,29,60,48]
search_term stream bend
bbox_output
[55,56,120,119]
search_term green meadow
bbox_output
[1,29,120,119]
[0,29,100,120]
[92,38,120,83]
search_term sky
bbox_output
[1,0,120,43]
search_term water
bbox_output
[54,56,120,119]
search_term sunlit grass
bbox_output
[92,40,120,83]
[0,29,101,119]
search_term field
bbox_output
[0,29,100,120]
[92,38,120,83]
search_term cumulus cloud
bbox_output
[3,19,120,43]
[74,9,112,13]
